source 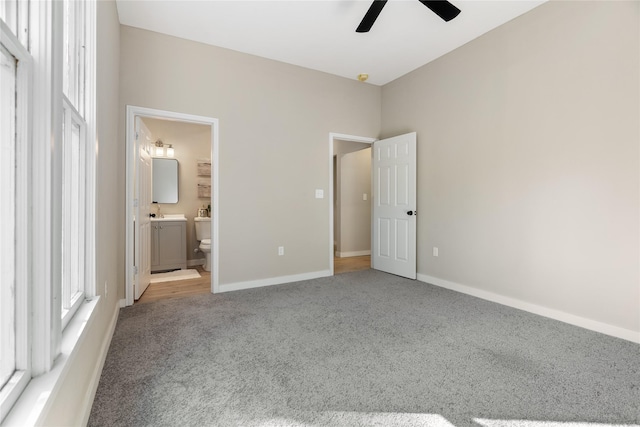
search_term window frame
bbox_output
[0,0,97,422]
[0,17,33,419]
[0,0,29,48]
[60,97,88,329]
[58,0,96,329]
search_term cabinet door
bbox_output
[150,225,159,268]
[157,222,185,266]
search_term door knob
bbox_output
[407,210,414,216]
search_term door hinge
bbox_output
[135,132,139,140]
[134,266,139,274]
[133,198,139,208]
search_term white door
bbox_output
[134,117,153,299]
[372,132,417,279]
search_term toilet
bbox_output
[194,217,211,272]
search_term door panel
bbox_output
[378,217,391,258]
[372,132,417,279]
[378,165,390,205]
[397,164,409,205]
[396,219,409,261]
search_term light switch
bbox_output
[315,189,324,199]
[363,193,368,201]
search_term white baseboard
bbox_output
[219,270,332,293]
[336,250,371,258]
[187,259,205,267]
[79,300,120,426]
[118,298,126,308]
[417,273,640,344]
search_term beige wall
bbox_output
[120,26,381,287]
[142,117,211,264]
[40,0,122,425]
[382,1,640,333]
[337,148,372,255]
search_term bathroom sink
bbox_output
[151,213,186,221]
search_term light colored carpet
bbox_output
[149,269,201,283]
[89,270,640,427]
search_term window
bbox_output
[61,102,87,326]
[0,41,17,393]
[60,0,91,327]
[0,0,29,47]
[0,6,32,418]
[63,0,85,114]
[0,0,96,422]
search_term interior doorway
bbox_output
[328,133,376,275]
[125,106,219,306]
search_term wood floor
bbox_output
[137,265,211,304]
[334,255,371,274]
[137,256,371,303]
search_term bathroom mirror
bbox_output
[152,158,179,203]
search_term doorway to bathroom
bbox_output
[125,106,219,306]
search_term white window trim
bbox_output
[84,0,97,304]
[0,17,33,420]
[57,0,96,329]
[0,0,98,423]
[60,98,88,330]
[2,298,100,426]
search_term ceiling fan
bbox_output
[356,0,461,33]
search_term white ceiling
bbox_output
[116,0,546,86]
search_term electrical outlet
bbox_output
[278,246,285,256]
[363,193,368,201]
[433,247,439,257]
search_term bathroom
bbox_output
[142,117,213,278]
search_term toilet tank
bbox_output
[194,217,211,241]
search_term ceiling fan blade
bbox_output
[356,0,388,33]
[418,0,461,22]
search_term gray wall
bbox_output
[119,26,382,290]
[381,1,639,333]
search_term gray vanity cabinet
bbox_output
[151,220,187,272]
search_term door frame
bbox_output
[125,105,220,305]
[328,132,377,275]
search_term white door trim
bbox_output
[328,133,377,275]
[125,106,220,305]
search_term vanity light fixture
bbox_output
[155,139,165,157]
[154,139,175,157]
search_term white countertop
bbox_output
[151,214,186,222]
